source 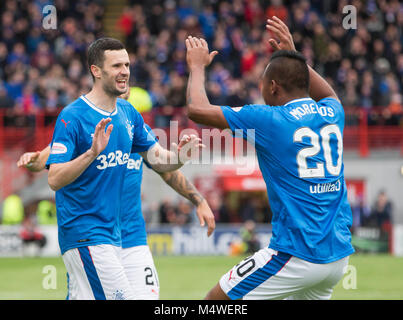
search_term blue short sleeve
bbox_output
[46,109,78,167]
[317,97,344,114]
[131,111,157,153]
[221,104,273,144]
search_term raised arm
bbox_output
[185,36,229,129]
[17,145,50,172]
[157,169,215,236]
[48,118,113,191]
[266,16,340,102]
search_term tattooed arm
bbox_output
[159,170,203,206]
[158,170,216,236]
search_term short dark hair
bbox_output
[87,37,125,79]
[265,50,309,93]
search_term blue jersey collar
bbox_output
[283,97,313,107]
[81,95,118,116]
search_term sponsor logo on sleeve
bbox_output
[50,142,68,154]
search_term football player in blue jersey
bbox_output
[185,17,354,300]
[18,133,213,300]
[42,37,210,300]
[18,88,214,300]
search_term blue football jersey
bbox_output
[46,96,156,254]
[221,97,355,263]
[120,124,156,249]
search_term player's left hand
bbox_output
[185,36,218,70]
[195,199,216,237]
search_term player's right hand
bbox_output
[195,199,216,237]
[266,16,296,52]
[185,36,218,70]
[90,118,113,157]
[17,151,41,168]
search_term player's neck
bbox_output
[278,92,310,106]
[85,87,117,113]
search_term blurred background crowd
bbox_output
[0,0,104,126]
[0,0,402,127]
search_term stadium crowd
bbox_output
[0,0,402,128]
[119,0,403,126]
[0,0,104,126]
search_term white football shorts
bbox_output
[219,247,349,300]
[120,245,160,300]
[63,244,135,300]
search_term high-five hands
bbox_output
[172,134,206,164]
[266,16,296,52]
[185,36,218,70]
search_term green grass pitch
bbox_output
[0,254,402,300]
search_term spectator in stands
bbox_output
[7,42,29,66]
[0,42,8,79]
[240,220,260,254]
[367,190,393,229]
[217,195,231,223]
[37,199,57,225]
[159,198,177,224]
[175,199,193,225]
[351,195,371,229]
[1,194,24,225]
[0,85,14,110]
[20,200,47,256]
[166,72,187,108]
[239,195,257,222]
[265,0,288,23]
[117,6,136,38]
[14,84,38,127]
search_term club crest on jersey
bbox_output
[112,289,125,300]
[126,120,134,140]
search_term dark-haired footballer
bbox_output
[46,37,208,300]
[184,16,354,300]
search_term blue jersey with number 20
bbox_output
[221,97,355,264]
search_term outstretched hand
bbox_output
[17,151,41,168]
[266,16,296,52]
[171,134,206,164]
[195,199,216,237]
[185,36,218,70]
[90,118,113,157]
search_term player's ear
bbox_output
[90,64,102,80]
[270,80,278,95]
